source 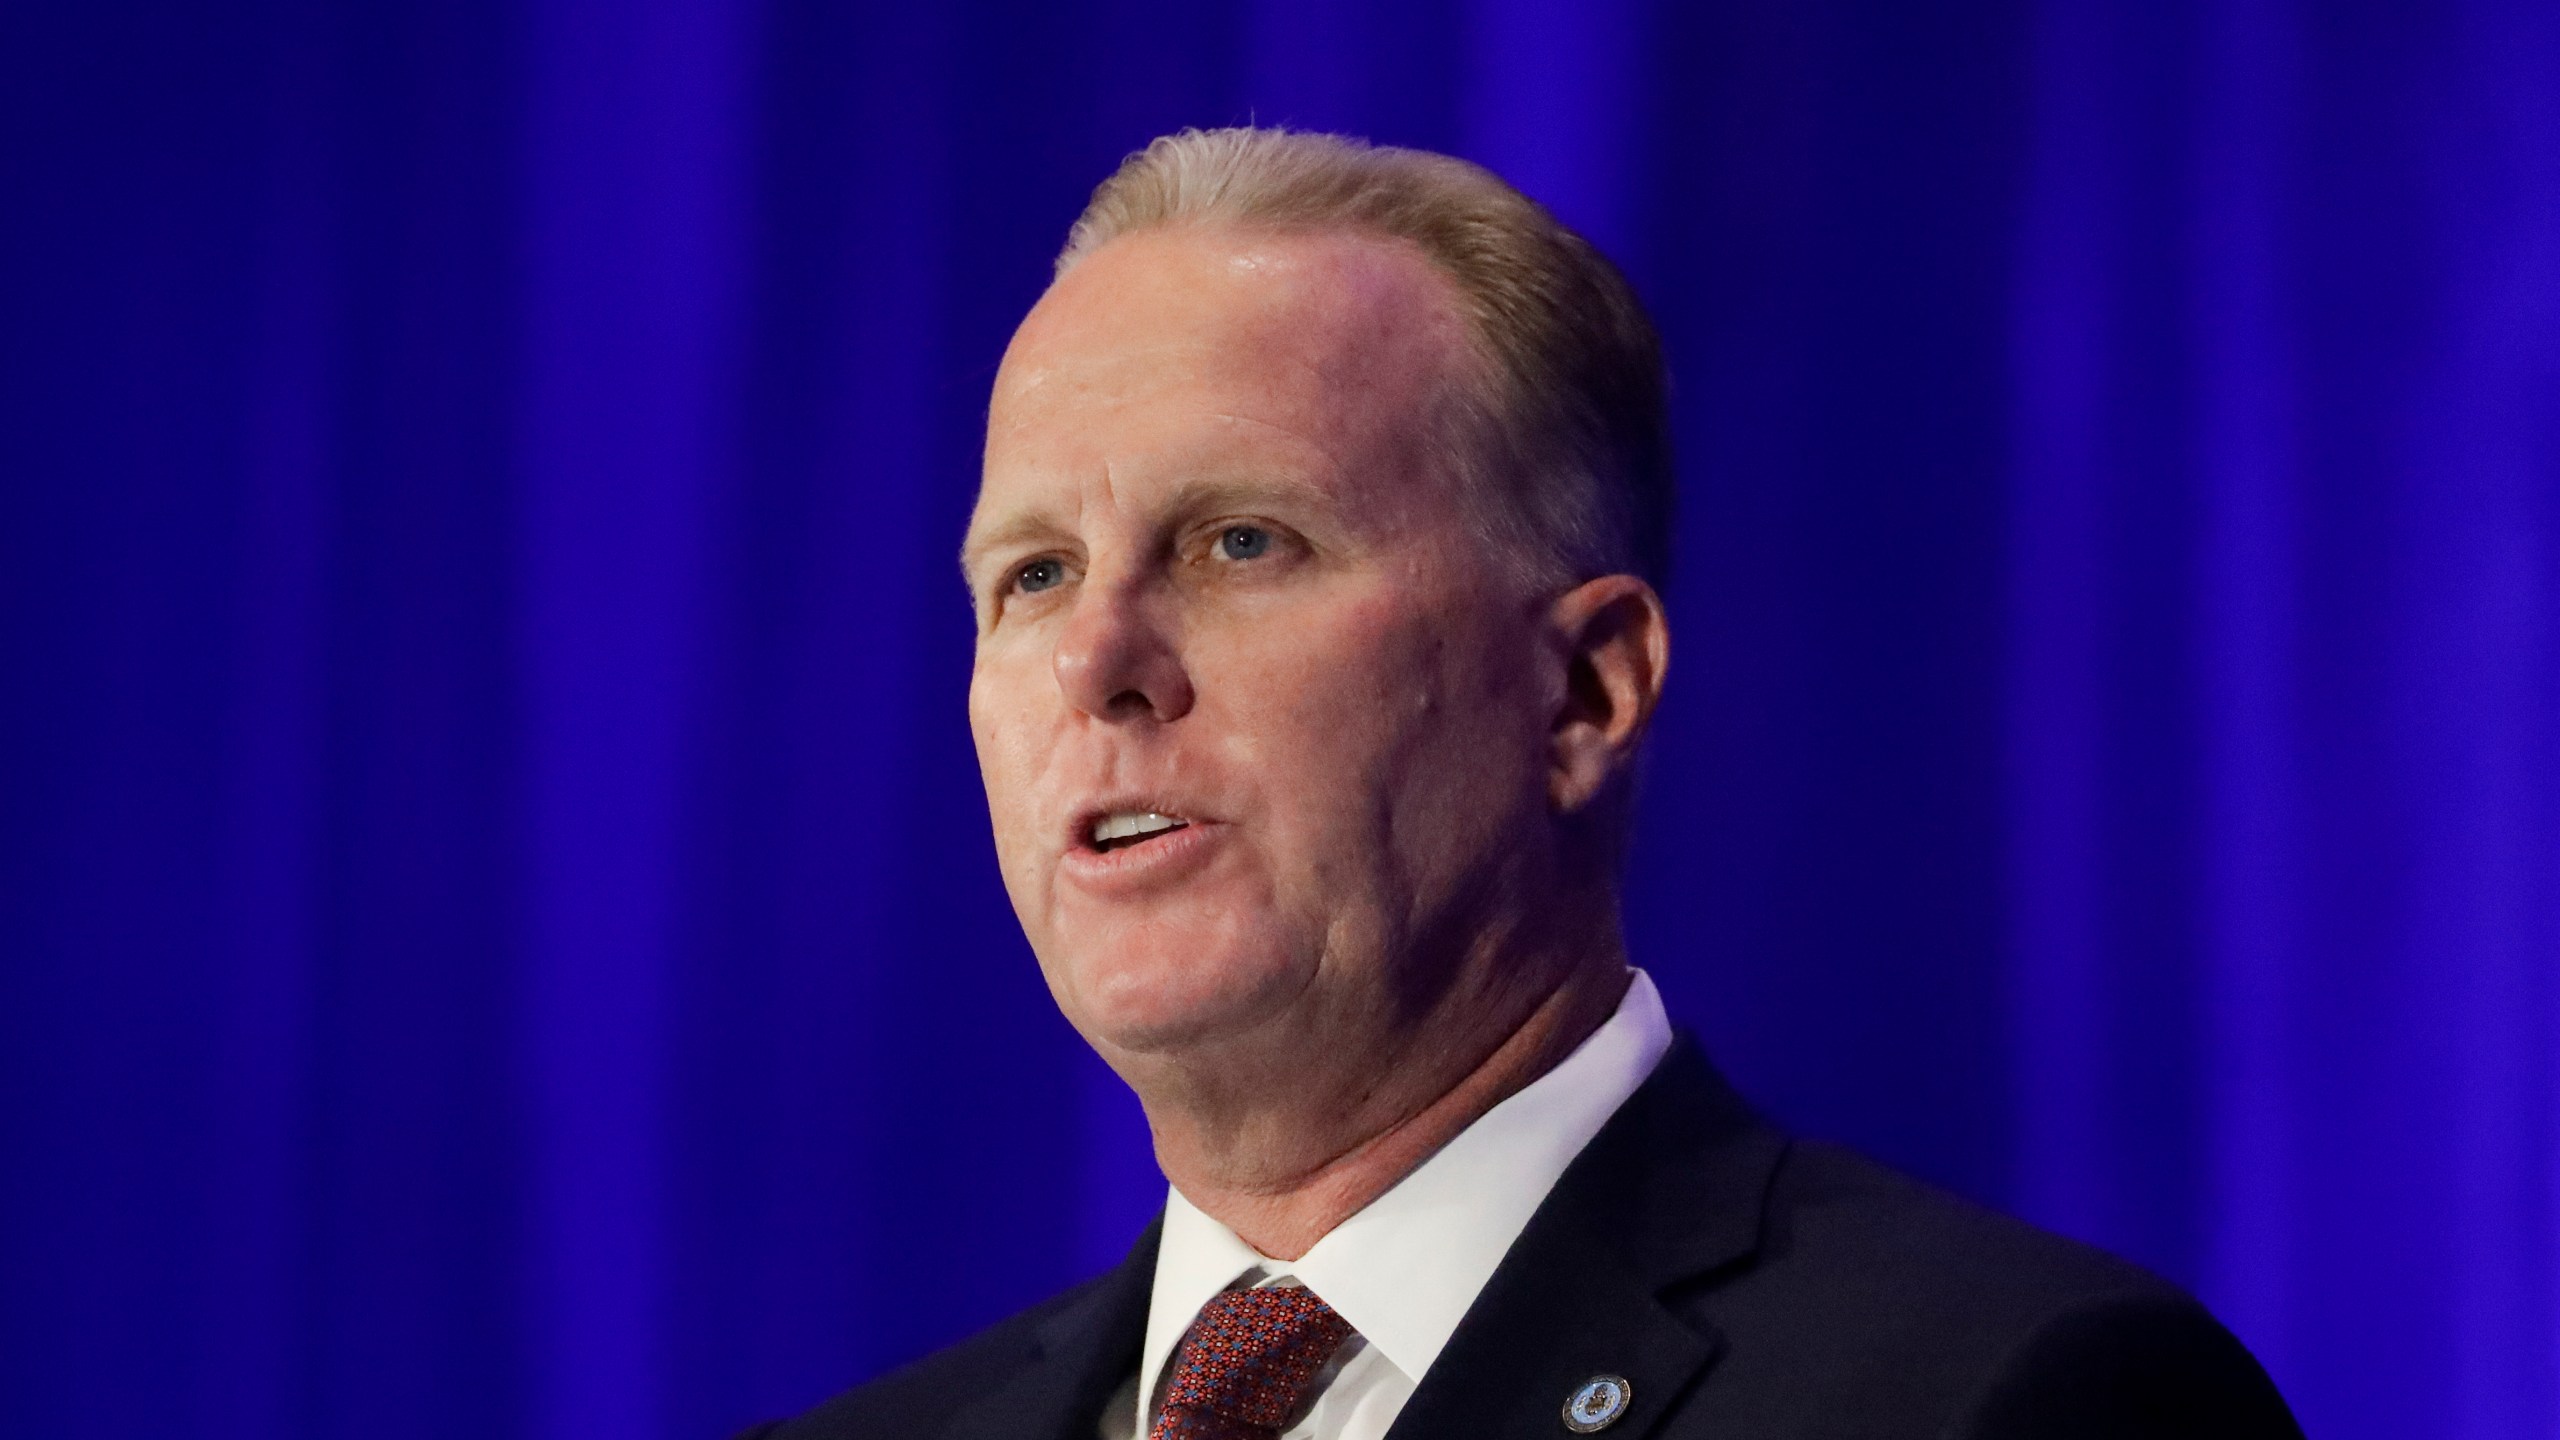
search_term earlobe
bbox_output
[1545,575,1670,813]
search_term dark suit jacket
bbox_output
[743,1035,2300,1439]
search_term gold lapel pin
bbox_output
[1562,1374,1633,1433]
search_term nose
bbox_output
[1052,574,1195,723]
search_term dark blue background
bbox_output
[3,2,2554,1438]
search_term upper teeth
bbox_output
[1093,811,1186,845]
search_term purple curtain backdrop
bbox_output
[3,2,2554,1439]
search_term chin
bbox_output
[1047,922,1310,1058]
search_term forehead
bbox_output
[980,225,1471,503]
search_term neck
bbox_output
[1140,939,1632,1260]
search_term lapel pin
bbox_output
[1561,1374,1632,1433]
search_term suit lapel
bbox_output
[935,1039,1781,1440]
[943,1216,1160,1440]
[1384,1037,1786,1440]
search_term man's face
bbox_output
[965,225,1559,1067]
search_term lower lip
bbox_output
[1057,821,1226,895]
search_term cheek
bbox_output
[1204,588,1491,838]
[968,653,1061,873]
[1213,590,1413,752]
[1317,597,1544,850]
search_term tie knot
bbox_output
[1151,1285,1356,1440]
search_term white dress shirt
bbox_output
[1109,969,1674,1440]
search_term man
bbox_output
[746,128,2299,1440]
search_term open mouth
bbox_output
[1087,810,1191,854]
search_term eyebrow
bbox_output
[1159,472,1337,527]
[957,471,1338,583]
[957,511,1071,584]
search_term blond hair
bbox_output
[1058,127,1674,590]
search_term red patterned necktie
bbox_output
[1149,1284,1357,1440]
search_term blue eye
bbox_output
[1015,557,1065,593]
[1216,525,1272,561]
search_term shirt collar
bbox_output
[1135,969,1674,1406]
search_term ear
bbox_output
[1545,574,1671,814]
